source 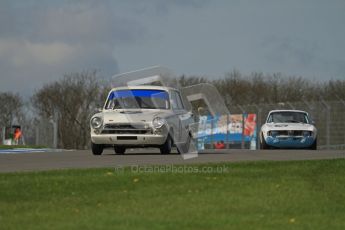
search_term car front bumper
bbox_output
[265,136,315,149]
[91,133,167,146]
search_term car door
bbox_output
[170,90,193,143]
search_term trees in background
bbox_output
[31,71,110,149]
[0,92,23,128]
[322,80,345,100]
[183,71,344,107]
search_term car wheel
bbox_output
[260,133,268,150]
[114,146,126,154]
[160,135,172,154]
[91,142,103,155]
[310,138,317,150]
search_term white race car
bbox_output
[260,110,317,150]
[90,85,195,155]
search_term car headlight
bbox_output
[152,117,166,129]
[91,117,103,129]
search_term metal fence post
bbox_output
[321,99,331,149]
[252,104,262,149]
[49,110,58,149]
[226,114,230,149]
[210,116,214,149]
[1,127,5,144]
[337,99,345,146]
[237,105,246,149]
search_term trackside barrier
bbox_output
[26,99,345,150]
[195,114,257,150]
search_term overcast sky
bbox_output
[0,0,344,96]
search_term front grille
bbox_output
[276,131,288,136]
[101,123,152,135]
[104,124,146,129]
[292,130,303,136]
[269,130,311,137]
[101,130,148,134]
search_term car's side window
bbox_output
[170,91,179,110]
[171,91,184,110]
[175,92,184,110]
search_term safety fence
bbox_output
[5,100,344,150]
[0,118,55,148]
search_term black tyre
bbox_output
[260,133,268,150]
[91,142,103,155]
[310,138,317,150]
[160,135,172,154]
[114,146,126,154]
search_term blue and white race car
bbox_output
[260,110,317,150]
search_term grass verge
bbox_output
[1,159,345,229]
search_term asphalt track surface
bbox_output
[0,148,345,173]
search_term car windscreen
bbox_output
[268,112,309,123]
[105,89,170,110]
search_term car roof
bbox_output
[110,85,178,92]
[268,110,308,114]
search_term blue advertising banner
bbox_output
[196,114,257,149]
